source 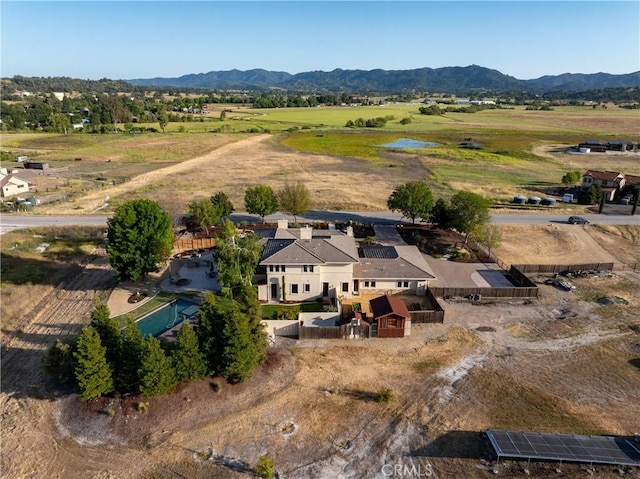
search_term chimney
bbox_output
[300,225,312,240]
[277,219,289,230]
[346,226,354,237]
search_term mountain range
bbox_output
[126,65,640,94]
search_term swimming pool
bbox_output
[136,299,200,337]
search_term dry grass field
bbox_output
[2,107,640,478]
[1,223,639,478]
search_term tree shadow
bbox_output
[335,388,378,402]
[629,358,640,370]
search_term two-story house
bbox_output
[256,220,436,303]
[581,170,625,202]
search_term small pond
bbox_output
[379,138,440,149]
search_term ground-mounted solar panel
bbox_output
[486,430,640,467]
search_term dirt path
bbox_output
[0,249,118,479]
[40,134,272,215]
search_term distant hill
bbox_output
[126,65,640,94]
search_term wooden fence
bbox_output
[299,323,370,340]
[408,288,445,323]
[512,263,614,274]
[509,265,538,288]
[429,286,539,299]
[174,237,216,252]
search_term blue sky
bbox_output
[1,1,638,80]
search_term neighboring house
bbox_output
[581,170,625,202]
[0,168,33,198]
[622,175,640,196]
[369,294,412,338]
[256,220,436,303]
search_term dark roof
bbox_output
[486,429,640,467]
[261,239,296,260]
[624,174,640,186]
[583,170,623,182]
[369,295,410,320]
[360,245,398,259]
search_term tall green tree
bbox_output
[578,185,603,205]
[561,170,582,186]
[90,298,121,368]
[430,198,452,228]
[46,113,72,134]
[43,339,77,384]
[387,180,434,224]
[449,191,491,242]
[215,220,262,294]
[158,113,169,133]
[138,336,176,397]
[210,191,234,222]
[197,293,259,383]
[74,327,114,401]
[236,284,268,364]
[244,185,278,223]
[107,199,174,282]
[117,318,146,392]
[278,182,312,225]
[172,322,207,383]
[187,198,220,236]
[469,223,503,252]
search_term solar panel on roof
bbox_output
[486,430,640,467]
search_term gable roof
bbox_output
[353,245,436,280]
[260,229,359,265]
[370,295,410,320]
[624,174,640,186]
[583,170,624,182]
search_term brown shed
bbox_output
[370,294,411,338]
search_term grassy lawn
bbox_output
[262,302,326,319]
[112,291,176,321]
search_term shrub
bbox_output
[136,401,149,413]
[375,388,394,404]
[271,307,299,321]
[255,456,275,479]
[211,381,222,393]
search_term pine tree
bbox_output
[90,298,121,369]
[117,318,146,392]
[138,336,176,397]
[74,327,114,400]
[197,293,259,383]
[172,322,207,383]
[42,338,77,384]
[237,284,268,364]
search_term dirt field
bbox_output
[2,222,640,478]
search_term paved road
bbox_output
[1,211,638,235]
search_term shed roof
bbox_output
[370,295,410,320]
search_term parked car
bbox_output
[568,216,590,224]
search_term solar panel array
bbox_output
[486,429,640,467]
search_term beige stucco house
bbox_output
[256,220,436,303]
[0,168,31,198]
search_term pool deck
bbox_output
[107,250,220,318]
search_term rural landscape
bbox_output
[1,68,640,479]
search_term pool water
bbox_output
[136,299,200,337]
[379,138,440,148]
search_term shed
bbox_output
[24,162,49,170]
[370,294,411,338]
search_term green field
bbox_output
[1,104,637,210]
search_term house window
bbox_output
[304,284,310,292]
[282,265,286,272]
[291,284,299,294]
[404,281,409,288]
[371,281,376,287]
[304,265,314,273]
[397,281,402,288]
[364,281,376,288]
[342,282,349,293]
[275,265,279,272]
[269,265,274,272]
[364,281,369,287]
